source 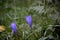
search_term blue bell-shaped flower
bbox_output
[26,15,32,28]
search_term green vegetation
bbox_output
[0,0,60,40]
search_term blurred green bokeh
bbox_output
[0,0,60,40]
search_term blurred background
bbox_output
[0,0,60,40]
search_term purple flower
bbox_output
[26,15,32,28]
[11,22,17,33]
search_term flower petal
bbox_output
[26,15,32,27]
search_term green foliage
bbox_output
[0,0,60,40]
